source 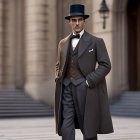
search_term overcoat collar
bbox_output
[63,31,91,58]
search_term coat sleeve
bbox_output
[86,38,111,88]
[55,41,62,81]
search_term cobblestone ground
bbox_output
[0,116,140,140]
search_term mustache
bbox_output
[75,25,79,27]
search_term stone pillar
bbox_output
[0,0,4,87]
[24,0,57,106]
[137,6,140,89]
[111,0,129,96]
[0,0,16,88]
[14,0,25,89]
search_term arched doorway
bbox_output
[127,0,140,90]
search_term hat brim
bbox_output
[65,15,89,20]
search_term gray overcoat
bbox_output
[55,31,114,138]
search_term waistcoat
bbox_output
[65,40,84,80]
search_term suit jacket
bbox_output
[55,31,114,138]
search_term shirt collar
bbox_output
[73,29,84,38]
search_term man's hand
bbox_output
[55,77,59,83]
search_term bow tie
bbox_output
[71,34,80,39]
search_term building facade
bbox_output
[0,0,140,107]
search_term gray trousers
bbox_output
[61,78,97,140]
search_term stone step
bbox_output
[0,106,51,110]
[110,108,140,113]
[0,97,37,101]
[0,90,54,117]
[111,112,140,117]
[0,112,53,117]
[0,103,46,107]
[0,109,53,113]
[110,91,140,117]
[110,105,140,110]
[0,100,46,104]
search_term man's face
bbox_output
[69,16,85,34]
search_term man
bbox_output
[55,4,114,140]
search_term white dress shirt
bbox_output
[72,29,84,50]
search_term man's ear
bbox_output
[69,20,71,25]
[84,19,85,25]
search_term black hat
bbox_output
[65,4,89,20]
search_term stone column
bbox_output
[14,0,25,89]
[24,0,57,106]
[0,0,16,88]
[137,6,140,90]
[0,0,4,87]
[111,0,129,96]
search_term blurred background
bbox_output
[0,0,140,118]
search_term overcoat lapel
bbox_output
[63,34,72,58]
[78,31,91,58]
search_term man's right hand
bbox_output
[55,77,59,83]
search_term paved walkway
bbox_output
[0,116,140,140]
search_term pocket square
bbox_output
[89,49,94,52]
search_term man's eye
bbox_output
[79,19,83,21]
[72,19,77,22]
